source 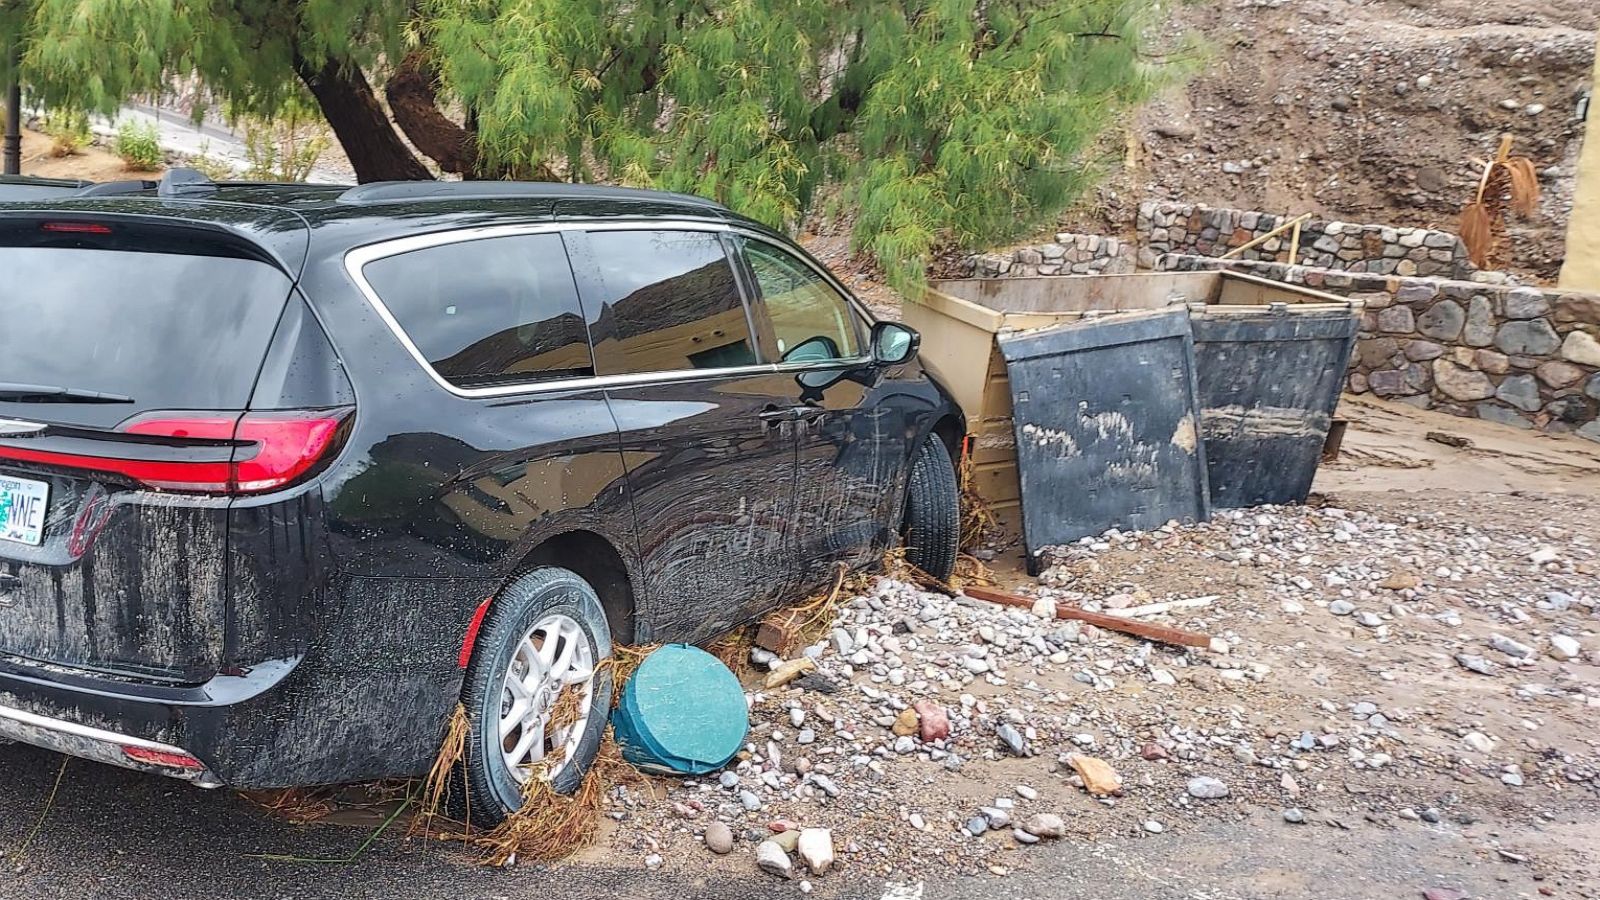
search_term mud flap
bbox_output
[1189,303,1359,508]
[997,308,1210,571]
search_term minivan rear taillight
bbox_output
[120,409,352,494]
[0,408,351,495]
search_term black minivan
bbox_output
[0,172,963,823]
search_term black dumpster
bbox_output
[1189,302,1359,508]
[997,308,1210,570]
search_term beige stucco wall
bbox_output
[1560,57,1600,290]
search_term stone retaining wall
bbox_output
[1137,201,1476,281]
[965,232,1136,277]
[1159,254,1600,442]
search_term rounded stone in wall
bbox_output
[1503,288,1552,320]
[1494,319,1560,356]
[1476,403,1534,429]
[1494,374,1543,412]
[1464,296,1496,347]
[1431,359,1494,401]
[1536,361,1585,388]
[1545,395,1596,425]
[1587,372,1600,401]
[1378,306,1416,333]
[1416,300,1465,341]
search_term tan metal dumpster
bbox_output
[906,270,1358,538]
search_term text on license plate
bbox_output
[0,475,50,546]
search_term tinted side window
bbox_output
[739,238,863,363]
[362,233,592,388]
[583,230,756,375]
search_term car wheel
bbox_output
[452,566,614,827]
[901,436,959,581]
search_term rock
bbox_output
[1488,633,1535,659]
[1495,375,1542,412]
[914,700,950,742]
[797,829,834,875]
[706,822,735,854]
[1329,599,1356,616]
[739,789,762,811]
[1030,596,1058,620]
[1356,611,1383,628]
[1380,571,1420,590]
[771,828,803,852]
[1283,808,1305,824]
[1065,753,1122,796]
[1495,320,1560,356]
[997,723,1027,756]
[1022,813,1066,839]
[764,657,817,689]
[1016,784,1039,801]
[1378,306,1415,333]
[756,840,792,877]
[1563,330,1600,367]
[1143,820,1164,834]
[980,806,1012,829]
[1549,635,1581,661]
[1187,776,1230,799]
[1431,360,1494,401]
[1502,289,1550,319]
[1012,827,1040,845]
[1537,361,1584,388]
[1502,771,1524,787]
[1464,732,1494,754]
[1423,889,1469,900]
[891,707,920,737]
[1141,743,1170,761]
[1455,653,1498,676]
[965,816,990,837]
[1416,301,1464,340]
[797,728,816,745]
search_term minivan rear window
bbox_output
[0,246,293,428]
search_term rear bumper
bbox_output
[0,700,223,787]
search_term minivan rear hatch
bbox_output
[0,212,305,682]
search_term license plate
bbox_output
[0,475,50,546]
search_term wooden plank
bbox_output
[963,586,1215,650]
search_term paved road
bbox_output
[0,742,1579,900]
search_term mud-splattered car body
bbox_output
[0,178,963,789]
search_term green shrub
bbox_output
[42,109,92,157]
[114,120,164,171]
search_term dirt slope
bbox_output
[1062,0,1598,282]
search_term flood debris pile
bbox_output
[599,491,1599,889]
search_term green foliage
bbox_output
[425,0,1164,291]
[41,108,91,157]
[114,120,164,171]
[6,0,1172,288]
[240,105,331,182]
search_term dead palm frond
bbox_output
[1461,134,1541,269]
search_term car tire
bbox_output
[450,566,614,827]
[901,437,959,581]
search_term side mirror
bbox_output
[871,321,920,366]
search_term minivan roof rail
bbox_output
[75,179,159,197]
[158,168,219,198]
[337,180,725,209]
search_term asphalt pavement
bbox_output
[0,741,1575,900]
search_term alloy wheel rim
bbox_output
[497,612,596,785]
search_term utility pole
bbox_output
[3,46,20,176]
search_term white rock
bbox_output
[1464,732,1494,754]
[1549,635,1581,661]
[756,840,792,877]
[797,829,834,875]
[1489,633,1535,660]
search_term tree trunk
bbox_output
[386,52,477,176]
[293,52,432,183]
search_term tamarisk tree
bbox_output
[6,0,1161,287]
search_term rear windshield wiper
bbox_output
[0,382,135,404]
